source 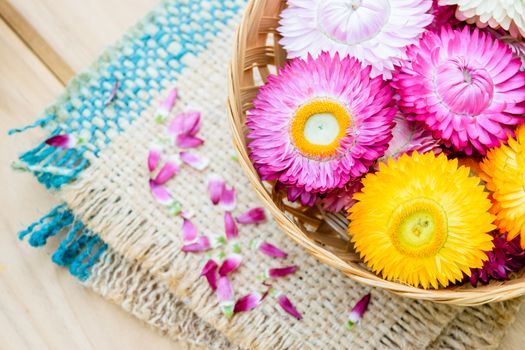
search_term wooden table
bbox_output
[0,1,523,349]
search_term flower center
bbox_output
[435,57,494,116]
[388,198,448,258]
[291,99,351,158]
[317,0,390,45]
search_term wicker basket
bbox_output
[227,0,525,305]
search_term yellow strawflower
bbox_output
[349,152,495,289]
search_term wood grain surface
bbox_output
[0,1,524,349]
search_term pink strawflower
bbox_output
[467,234,525,287]
[319,180,364,213]
[427,1,458,32]
[247,53,395,192]
[236,208,266,225]
[381,113,442,161]
[394,26,525,155]
[278,0,433,78]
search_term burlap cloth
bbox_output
[14,0,522,348]
[58,17,521,350]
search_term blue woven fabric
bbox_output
[16,0,243,281]
[12,0,242,189]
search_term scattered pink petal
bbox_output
[236,207,266,225]
[217,276,234,317]
[180,151,209,170]
[201,259,218,290]
[168,111,201,136]
[347,293,371,330]
[259,242,288,258]
[277,295,302,320]
[224,212,239,240]
[218,254,242,276]
[147,144,163,172]
[149,179,174,205]
[269,266,297,279]
[159,88,178,112]
[104,79,120,106]
[45,134,77,148]
[219,186,236,211]
[176,134,204,149]
[154,158,180,184]
[155,88,178,123]
[208,174,225,205]
[181,236,210,253]
[181,217,198,242]
[234,293,262,314]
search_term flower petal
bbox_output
[259,242,288,258]
[168,111,201,136]
[234,293,262,313]
[220,186,236,211]
[149,179,174,205]
[176,135,204,149]
[201,259,218,290]
[181,236,210,252]
[154,158,180,184]
[45,134,76,148]
[181,217,198,242]
[224,212,239,240]
[159,88,178,113]
[277,295,302,320]
[208,174,225,205]
[347,293,371,330]
[147,144,163,172]
[269,266,297,278]
[236,207,267,225]
[217,276,234,317]
[104,79,120,106]
[180,151,209,170]
[218,254,242,276]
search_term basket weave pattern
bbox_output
[227,0,525,305]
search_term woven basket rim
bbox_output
[226,0,525,306]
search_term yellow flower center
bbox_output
[388,198,448,258]
[290,99,351,159]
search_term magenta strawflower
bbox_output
[248,53,395,193]
[394,26,525,155]
[347,293,371,330]
[381,113,442,161]
[319,180,363,214]
[467,234,525,287]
